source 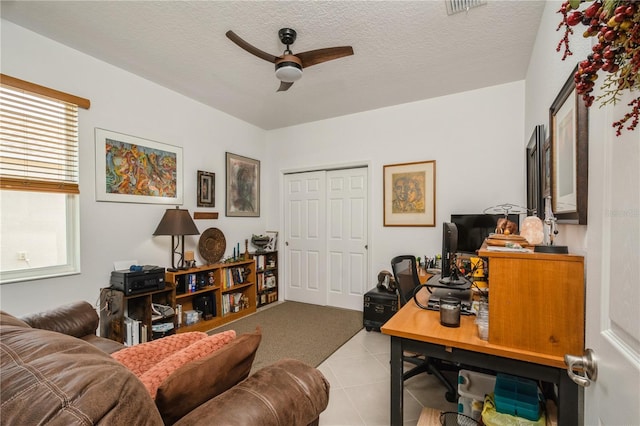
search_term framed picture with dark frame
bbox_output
[541,136,551,199]
[549,64,589,225]
[197,170,215,207]
[383,160,436,227]
[526,124,545,219]
[225,152,260,217]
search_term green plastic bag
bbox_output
[481,393,546,426]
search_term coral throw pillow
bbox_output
[112,331,208,376]
[140,330,236,398]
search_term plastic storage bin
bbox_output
[458,370,496,421]
[458,369,496,400]
[493,373,541,421]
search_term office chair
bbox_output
[390,255,459,402]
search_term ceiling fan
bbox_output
[226,28,354,92]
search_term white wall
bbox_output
[1,21,267,315]
[1,13,548,316]
[265,81,525,281]
[525,1,593,254]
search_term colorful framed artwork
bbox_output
[197,170,215,207]
[383,160,436,227]
[95,128,183,204]
[225,152,260,217]
[549,65,589,225]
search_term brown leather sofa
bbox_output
[1,301,330,425]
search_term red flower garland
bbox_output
[557,0,640,135]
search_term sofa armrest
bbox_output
[173,359,330,426]
[21,301,99,338]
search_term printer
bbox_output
[110,265,166,295]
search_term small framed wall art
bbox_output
[226,152,260,217]
[383,160,436,227]
[265,231,278,251]
[197,170,215,207]
[95,128,183,204]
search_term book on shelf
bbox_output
[222,292,245,314]
[265,274,276,289]
[257,273,264,291]
[255,255,265,271]
[124,316,141,346]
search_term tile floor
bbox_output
[317,328,457,426]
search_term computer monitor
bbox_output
[451,213,520,254]
[439,222,467,286]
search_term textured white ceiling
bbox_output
[1,1,545,130]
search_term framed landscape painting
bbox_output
[95,128,183,204]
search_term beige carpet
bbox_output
[209,301,363,372]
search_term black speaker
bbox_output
[193,294,215,320]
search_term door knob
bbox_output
[564,348,597,387]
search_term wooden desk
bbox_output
[381,291,578,425]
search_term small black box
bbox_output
[363,287,399,331]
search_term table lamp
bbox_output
[153,206,200,271]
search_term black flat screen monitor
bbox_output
[439,222,468,286]
[451,213,520,254]
[441,222,457,278]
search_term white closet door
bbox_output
[326,168,368,310]
[284,171,327,305]
[284,167,369,308]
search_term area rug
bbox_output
[209,301,363,372]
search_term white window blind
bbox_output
[0,74,90,194]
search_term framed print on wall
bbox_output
[383,160,436,227]
[226,152,260,217]
[197,170,215,207]
[95,128,183,204]
[526,124,545,219]
[265,231,278,251]
[541,136,551,199]
[549,64,589,225]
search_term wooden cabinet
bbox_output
[99,285,176,345]
[478,248,585,358]
[166,259,257,334]
[252,251,278,307]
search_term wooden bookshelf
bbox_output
[251,250,278,307]
[166,258,257,333]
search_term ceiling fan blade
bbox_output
[277,81,294,92]
[226,30,279,63]
[296,46,354,68]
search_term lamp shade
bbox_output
[153,207,200,236]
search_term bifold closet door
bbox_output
[284,171,327,305]
[284,168,368,309]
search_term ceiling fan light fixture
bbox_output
[275,61,303,83]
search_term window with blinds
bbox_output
[1,77,83,194]
[0,74,90,284]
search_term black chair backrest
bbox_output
[390,255,421,306]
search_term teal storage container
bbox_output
[493,373,540,421]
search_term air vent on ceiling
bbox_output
[446,0,487,15]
